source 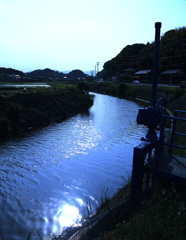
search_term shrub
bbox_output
[126,86,137,98]
[118,83,127,98]
[78,81,91,92]
[0,117,11,137]
[174,88,185,100]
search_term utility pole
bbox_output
[94,62,104,80]
[97,62,100,81]
[97,62,100,73]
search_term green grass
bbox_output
[80,176,186,240]
[0,82,93,138]
[95,176,132,216]
[89,81,186,104]
[112,181,186,240]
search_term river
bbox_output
[0,93,146,239]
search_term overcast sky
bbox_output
[0,0,185,73]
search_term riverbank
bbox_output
[1,81,185,239]
[64,82,186,240]
[85,179,186,240]
[89,81,186,141]
[50,177,186,240]
[37,81,186,240]
[89,82,186,112]
[0,83,93,138]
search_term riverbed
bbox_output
[0,93,146,239]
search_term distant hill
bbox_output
[0,67,25,77]
[101,44,146,79]
[27,68,88,80]
[0,67,89,81]
[68,69,88,78]
[27,68,65,80]
[99,27,186,82]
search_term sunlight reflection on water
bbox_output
[53,203,82,232]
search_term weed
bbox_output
[78,81,91,92]
[112,181,186,240]
[99,187,110,211]
[174,88,186,100]
[86,196,93,218]
[100,231,113,240]
[35,227,42,240]
[118,83,127,98]
[126,86,137,99]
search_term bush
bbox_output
[118,83,127,98]
[0,117,11,137]
[126,86,137,98]
[78,81,91,92]
[174,88,185,100]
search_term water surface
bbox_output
[0,93,146,239]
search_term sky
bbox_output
[0,0,185,73]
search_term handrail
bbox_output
[160,112,186,155]
[174,132,186,137]
[163,142,186,150]
[162,115,186,122]
[131,110,186,202]
[175,110,186,114]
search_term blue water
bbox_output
[0,93,146,239]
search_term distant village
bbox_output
[98,68,185,85]
[0,66,185,87]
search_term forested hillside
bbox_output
[99,27,186,83]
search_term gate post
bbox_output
[131,142,156,202]
[131,146,146,202]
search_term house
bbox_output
[161,69,181,75]
[135,70,152,75]
[8,74,21,81]
[161,69,182,84]
[134,70,152,82]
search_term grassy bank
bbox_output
[89,82,186,110]
[0,83,93,138]
[59,176,185,240]
[97,180,186,240]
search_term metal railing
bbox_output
[131,110,186,202]
[158,110,186,156]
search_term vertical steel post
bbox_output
[131,146,146,202]
[151,22,162,108]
